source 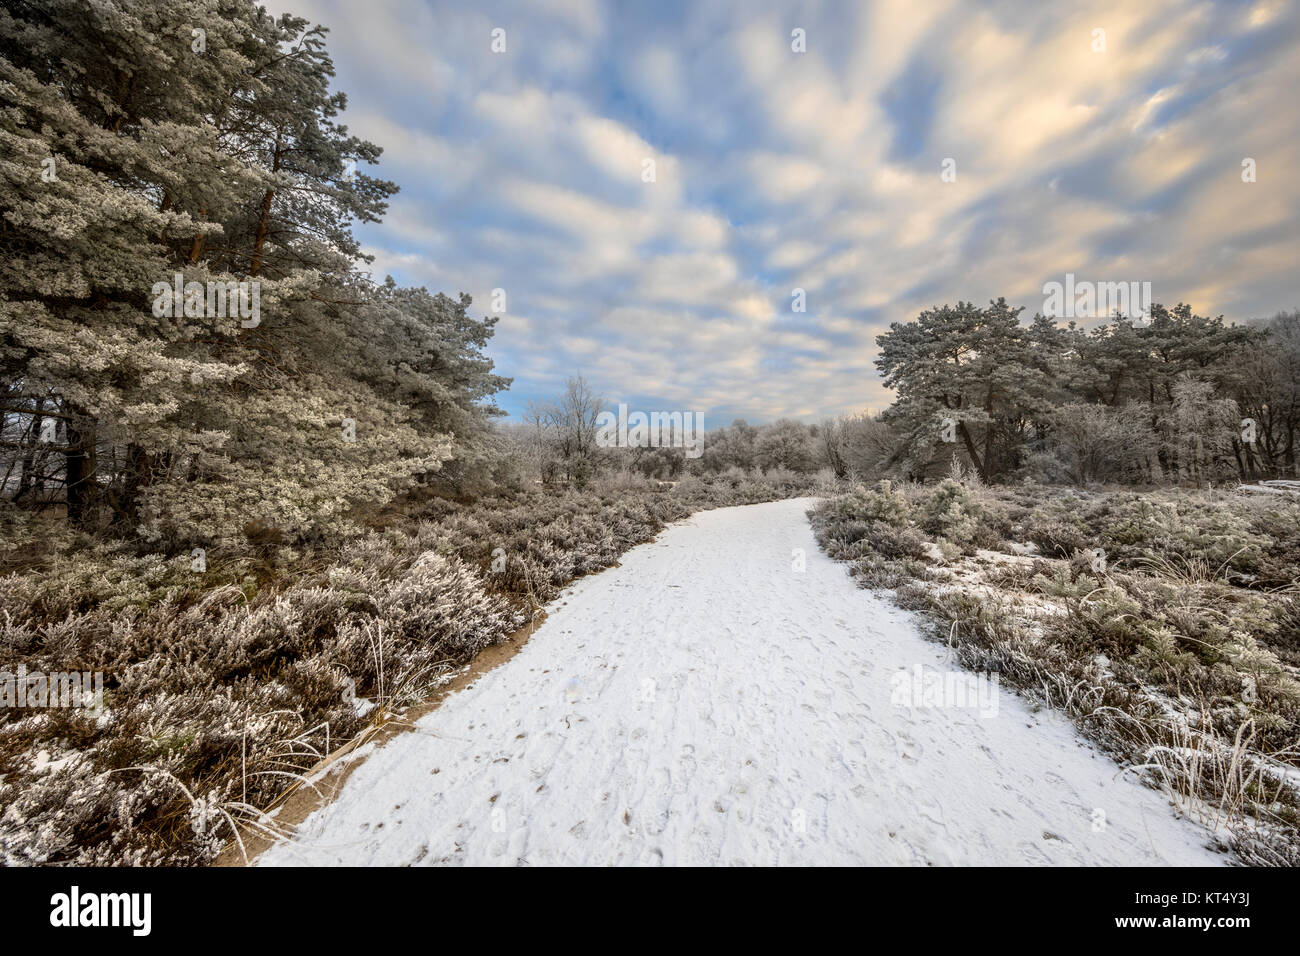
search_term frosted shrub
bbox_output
[378,554,523,655]
[920,479,1006,550]
[0,544,521,866]
[672,474,710,500]
[831,481,913,527]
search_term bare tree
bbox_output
[524,374,606,487]
[822,413,893,480]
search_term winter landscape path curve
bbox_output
[258,498,1224,866]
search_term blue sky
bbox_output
[271,0,1300,422]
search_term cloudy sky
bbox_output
[270,0,1299,423]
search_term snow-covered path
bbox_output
[259,498,1224,866]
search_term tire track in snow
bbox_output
[258,498,1225,866]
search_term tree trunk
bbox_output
[64,408,97,528]
[250,188,274,278]
[957,422,988,482]
[117,441,153,529]
[187,204,208,264]
[250,131,283,278]
[15,403,45,503]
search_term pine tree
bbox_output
[875,299,1052,481]
[0,1,508,545]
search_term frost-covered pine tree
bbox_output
[874,299,1054,481]
[0,1,508,545]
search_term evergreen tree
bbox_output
[875,299,1051,481]
[0,0,508,544]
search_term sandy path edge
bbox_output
[212,609,550,866]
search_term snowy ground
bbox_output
[258,498,1225,866]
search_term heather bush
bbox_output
[918,478,1008,551]
[0,548,520,866]
[822,480,914,526]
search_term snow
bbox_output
[257,498,1226,866]
[31,750,79,775]
[1238,481,1300,499]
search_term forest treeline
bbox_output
[517,303,1298,488]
